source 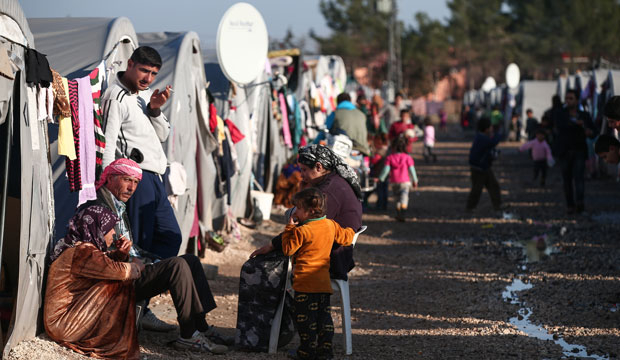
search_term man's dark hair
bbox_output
[395,92,403,99]
[336,92,351,104]
[526,108,533,114]
[566,89,579,99]
[400,109,410,117]
[552,95,562,108]
[604,96,620,120]
[130,46,162,68]
[477,116,491,132]
[292,187,326,218]
[594,134,620,154]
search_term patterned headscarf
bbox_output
[96,158,143,190]
[297,144,362,200]
[50,205,119,262]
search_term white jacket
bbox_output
[102,77,169,174]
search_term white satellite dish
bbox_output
[506,63,520,89]
[216,3,268,85]
[481,76,496,93]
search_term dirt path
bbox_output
[9,128,620,359]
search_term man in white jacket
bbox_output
[102,46,181,261]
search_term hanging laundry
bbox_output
[287,94,303,150]
[66,79,82,192]
[90,61,106,179]
[278,92,292,148]
[37,85,54,122]
[51,69,71,118]
[224,126,240,173]
[224,119,245,144]
[57,76,76,160]
[25,49,53,87]
[77,76,96,205]
[26,85,40,151]
[209,102,218,133]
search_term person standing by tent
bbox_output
[314,92,370,155]
[554,89,596,214]
[102,46,182,259]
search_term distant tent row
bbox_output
[463,69,620,138]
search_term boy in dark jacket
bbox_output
[466,117,503,211]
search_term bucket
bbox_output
[251,190,274,220]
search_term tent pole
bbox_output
[0,99,12,273]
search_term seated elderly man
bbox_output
[49,158,229,355]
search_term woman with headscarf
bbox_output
[44,205,141,359]
[295,144,363,279]
[234,145,362,351]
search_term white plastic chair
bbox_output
[268,225,367,354]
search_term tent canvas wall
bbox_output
[518,80,557,124]
[137,31,217,254]
[0,0,54,356]
[28,17,138,241]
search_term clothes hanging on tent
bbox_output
[287,94,303,150]
[224,119,245,144]
[279,92,292,148]
[51,69,71,118]
[36,85,53,122]
[90,62,106,180]
[209,102,217,133]
[66,79,82,192]
[25,85,41,151]
[77,76,96,205]
[57,76,76,160]
[25,48,53,87]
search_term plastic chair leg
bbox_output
[269,295,285,354]
[332,279,353,355]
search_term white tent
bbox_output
[28,17,138,241]
[137,31,217,254]
[517,80,557,122]
[0,0,54,356]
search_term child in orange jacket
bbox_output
[251,187,354,359]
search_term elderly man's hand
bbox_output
[116,235,132,255]
[132,257,146,273]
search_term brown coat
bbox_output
[44,243,138,359]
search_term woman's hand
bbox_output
[412,181,418,190]
[249,243,274,259]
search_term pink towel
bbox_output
[77,76,97,206]
[279,93,292,148]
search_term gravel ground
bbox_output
[8,127,620,359]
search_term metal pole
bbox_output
[387,0,395,95]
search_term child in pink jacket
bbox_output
[378,136,419,221]
[519,128,554,187]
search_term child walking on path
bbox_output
[519,128,554,186]
[250,188,355,360]
[466,117,503,211]
[423,116,438,163]
[378,136,419,221]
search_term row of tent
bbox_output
[463,69,620,134]
[0,2,350,355]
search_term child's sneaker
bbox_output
[174,331,227,354]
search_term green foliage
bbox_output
[312,0,620,96]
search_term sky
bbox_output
[21,0,450,51]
